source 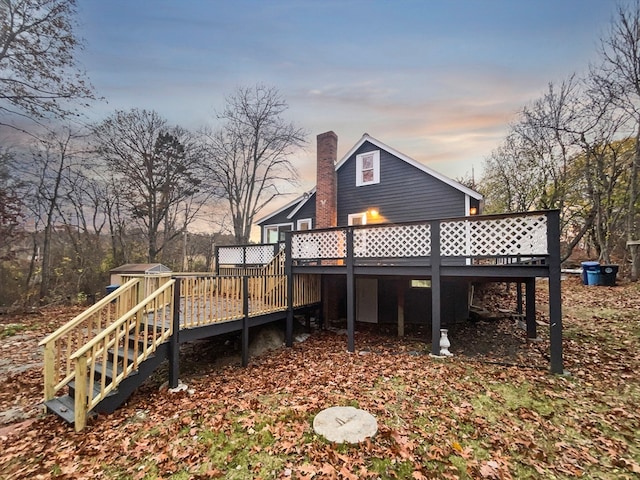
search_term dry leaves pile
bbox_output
[0,277,639,479]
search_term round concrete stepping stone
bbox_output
[313,406,378,443]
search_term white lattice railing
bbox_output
[290,212,550,261]
[292,230,347,259]
[354,224,431,258]
[217,243,282,266]
[441,214,548,257]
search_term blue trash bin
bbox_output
[586,268,601,286]
[106,284,120,295]
[581,261,600,285]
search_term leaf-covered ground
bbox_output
[1,277,639,479]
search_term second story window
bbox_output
[356,150,380,186]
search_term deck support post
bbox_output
[346,228,355,353]
[547,210,564,374]
[168,277,181,389]
[516,282,523,315]
[525,278,537,339]
[242,276,249,367]
[285,234,294,347]
[397,282,405,338]
[431,221,442,356]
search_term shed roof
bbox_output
[109,263,172,274]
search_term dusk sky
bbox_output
[76,0,622,194]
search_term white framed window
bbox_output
[348,212,367,226]
[296,218,312,230]
[356,150,380,186]
[264,223,293,243]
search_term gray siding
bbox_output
[259,139,472,238]
[336,141,466,225]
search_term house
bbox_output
[257,132,484,328]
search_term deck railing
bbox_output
[292,274,321,307]
[178,271,299,327]
[69,279,175,430]
[39,277,142,401]
[215,243,283,271]
[290,211,550,264]
[180,275,244,328]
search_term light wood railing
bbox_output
[248,274,288,314]
[292,274,321,307]
[69,279,175,431]
[39,278,142,401]
[180,275,244,328]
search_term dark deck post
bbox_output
[346,228,355,353]
[169,277,181,388]
[214,246,219,275]
[516,282,523,315]
[547,210,564,374]
[525,278,537,339]
[242,276,249,367]
[285,233,294,347]
[431,220,442,356]
[397,282,405,338]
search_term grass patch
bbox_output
[0,323,28,338]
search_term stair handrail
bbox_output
[39,277,142,401]
[69,279,175,431]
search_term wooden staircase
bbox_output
[40,276,176,431]
[44,331,169,424]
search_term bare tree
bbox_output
[0,148,23,260]
[92,109,206,263]
[20,126,86,302]
[202,84,306,244]
[592,0,640,278]
[481,77,624,262]
[0,0,94,126]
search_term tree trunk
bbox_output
[628,129,640,280]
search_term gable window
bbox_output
[296,218,312,230]
[356,150,380,186]
[264,223,292,243]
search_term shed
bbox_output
[109,263,172,286]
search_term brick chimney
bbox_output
[315,131,338,228]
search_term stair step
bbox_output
[94,359,124,380]
[68,371,137,400]
[44,396,76,424]
[108,345,138,364]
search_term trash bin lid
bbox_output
[581,261,600,267]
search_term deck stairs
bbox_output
[40,251,321,431]
[40,277,176,431]
[44,328,169,424]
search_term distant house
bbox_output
[257,132,484,327]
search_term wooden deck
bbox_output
[40,209,562,432]
[216,209,563,374]
[40,270,320,431]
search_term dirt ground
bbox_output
[1,274,639,479]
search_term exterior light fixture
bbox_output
[469,206,478,215]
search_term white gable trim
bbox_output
[336,134,483,201]
[255,196,306,225]
[287,189,316,219]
